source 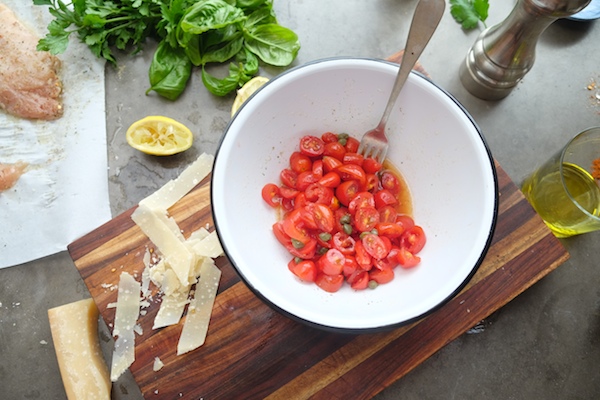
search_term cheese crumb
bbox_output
[153,357,164,372]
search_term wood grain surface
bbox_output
[68,159,569,399]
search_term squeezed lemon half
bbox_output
[126,116,193,156]
[231,76,269,117]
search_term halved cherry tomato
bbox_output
[399,225,426,254]
[290,151,312,173]
[344,136,360,153]
[318,248,345,275]
[281,197,294,212]
[374,189,398,209]
[272,221,292,247]
[343,256,359,277]
[312,159,323,178]
[307,203,335,233]
[296,171,320,191]
[332,232,356,255]
[322,155,343,172]
[262,183,281,207]
[364,173,379,192]
[373,246,400,270]
[280,168,298,189]
[336,164,366,187]
[354,240,372,270]
[378,205,398,223]
[289,238,317,259]
[321,131,338,143]
[370,268,394,284]
[380,170,401,195]
[335,180,360,207]
[288,259,317,282]
[300,135,325,157]
[348,192,375,214]
[343,152,364,167]
[396,215,415,231]
[348,270,369,290]
[315,273,344,293]
[397,247,421,268]
[363,157,382,174]
[319,171,342,188]
[375,222,405,238]
[362,233,391,260]
[354,206,380,232]
[282,209,311,244]
[305,182,333,205]
[294,192,308,210]
[323,141,346,161]
[279,186,299,199]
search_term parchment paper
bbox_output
[0,2,110,268]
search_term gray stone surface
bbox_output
[1,1,599,399]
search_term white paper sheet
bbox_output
[0,2,111,268]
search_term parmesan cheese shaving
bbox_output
[131,204,194,287]
[139,153,214,210]
[152,290,189,329]
[177,260,221,355]
[189,230,224,259]
[110,272,140,382]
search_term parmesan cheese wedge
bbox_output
[177,260,222,355]
[48,298,111,400]
[110,272,141,382]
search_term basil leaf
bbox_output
[244,24,300,66]
[236,0,272,12]
[244,6,277,27]
[201,64,242,96]
[200,34,244,64]
[146,40,192,101]
[237,47,259,76]
[179,0,246,36]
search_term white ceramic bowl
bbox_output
[211,58,498,333]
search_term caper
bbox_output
[319,232,332,242]
[368,280,379,290]
[340,214,351,224]
[343,223,353,235]
[291,239,304,249]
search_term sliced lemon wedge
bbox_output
[126,116,193,156]
[231,76,269,117]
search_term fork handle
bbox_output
[378,0,446,129]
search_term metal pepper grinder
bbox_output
[459,0,591,100]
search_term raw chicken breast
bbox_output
[0,3,63,120]
[0,161,27,191]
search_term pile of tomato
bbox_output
[261,132,426,293]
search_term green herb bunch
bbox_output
[34,0,300,99]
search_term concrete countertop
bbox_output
[2,0,599,398]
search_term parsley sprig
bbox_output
[449,0,489,30]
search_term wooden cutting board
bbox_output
[68,159,569,399]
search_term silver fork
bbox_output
[357,0,446,164]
